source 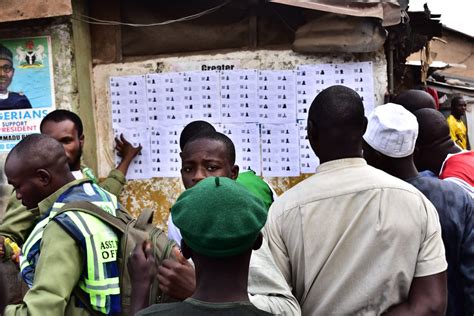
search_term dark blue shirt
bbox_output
[407,175,474,316]
[0,92,32,110]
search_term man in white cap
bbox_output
[265,86,447,315]
[363,102,474,316]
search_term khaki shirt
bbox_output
[5,179,94,316]
[265,158,447,315]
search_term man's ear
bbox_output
[35,169,52,187]
[79,134,85,148]
[230,165,239,180]
[307,119,319,155]
[252,233,263,251]
[412,146,421,168]
[361,116,368,135]
[307,119,317,142]
[181,240,192,260]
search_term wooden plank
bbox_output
[89,0,122,64]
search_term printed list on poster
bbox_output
[109,62,374,179]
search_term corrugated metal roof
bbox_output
[268,0,401,26]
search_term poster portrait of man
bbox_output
[0,44,32,110]
[0,37,55,152]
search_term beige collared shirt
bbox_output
[265,158,447,315]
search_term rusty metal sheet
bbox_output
[269,0,401,26]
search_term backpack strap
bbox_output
[58,201,127,233]
[135,208,154,230]
[73,288,104,316]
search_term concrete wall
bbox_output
[92,48,388,229]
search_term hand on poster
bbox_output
[115,133,142,177]
[113,128,150,180]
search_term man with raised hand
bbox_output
[0,109,141,253]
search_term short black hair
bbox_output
[40,110,84,137]
[451,95,465,108]
[184,131,236,165]
[413,108,451,147]
[309,85,365,132]
[179,120,216,150]
[6,134,67,170]
[393,90,436,113]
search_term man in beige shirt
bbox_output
[265,85,448,315]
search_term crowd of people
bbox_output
[0,85,472,315]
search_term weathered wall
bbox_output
[431,30,474,78]
[0,19,79,219]
[0,0,72,23]
[407,29,474,78]
[92,48,388,229]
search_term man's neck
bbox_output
[318,145,363,164]
[383,158,418,181]
[70,163,81,172]
[191,261,250,303]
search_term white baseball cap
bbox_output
[363,103,419,158]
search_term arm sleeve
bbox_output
[167,214,182,246]
[4,222,83,316]
[0,193,38,245]
[99,168,126,197]
[415,198,448,277]
[248,237,301,316]
[447,117,457,143]
[263,204,292,288]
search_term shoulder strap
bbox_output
[58,201,127,233]
[73,288,103,316]
[135,208,154,230]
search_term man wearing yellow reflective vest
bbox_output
[1,134,122,315]
[0,109,141,250]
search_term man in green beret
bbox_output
[131,131,300,315]
[131,177,272,315]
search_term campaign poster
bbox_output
[0,36,54,152]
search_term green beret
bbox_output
[236,170,274,210]
[172,177,268,258]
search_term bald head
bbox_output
[308,85,366,162]
[393,90,436,113]
[5,134,73,208]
